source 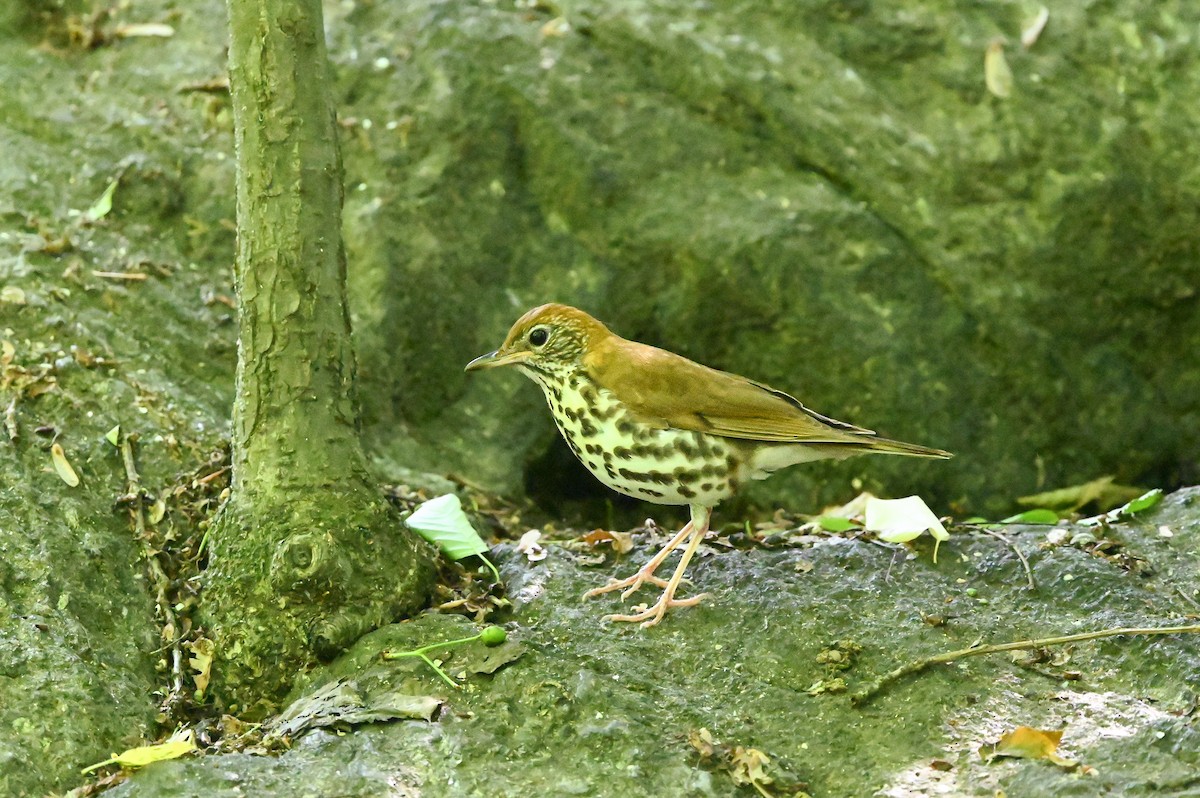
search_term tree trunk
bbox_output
[205,0,434,717]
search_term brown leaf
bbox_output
[687,727,716,759]
[581,528,634,554]
[729,746,774,789]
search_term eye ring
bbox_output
[528,327,549,347]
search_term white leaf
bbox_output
[865,496,949,561]
[405,494,488,561]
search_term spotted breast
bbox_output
[538,370,742,507]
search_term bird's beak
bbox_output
[465,349,531,372]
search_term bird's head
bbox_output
[465,303,610,380]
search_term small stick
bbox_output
[852,623,1200,706]
[120,435,187,709]
[92,270,149,281]
[977,527,1036,590]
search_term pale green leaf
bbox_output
[105,425,121,446]
[1124,489,1163,514]
[999,508,1059,525]
[817,516,859,533]
[406,494,488,560]
[86,178,120,221]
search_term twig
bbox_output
[1175,587,1200,612]
[92,270,148,281]
[120,434,186,710]
[977,527,1036,590]
[851,623,1200,706]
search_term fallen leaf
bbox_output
[51,442,81,487]
[80,733,196,774]
[516,529,548,562]
[406,494,489,560]
[730,746,774,790]
[86,178,120,221]
[817,515,859,533]
[1,339,14,366]
[0,286,26,305]
[187,637,214,696]
[980,725,1076,768]
[1079,488,1164,526]
[688,727,716,759]
[581,528,633,553]
[864,495,949,561]
[999,508,1059,525]
[1018,476,1141,512]
[267,679,441,741]
[985,40,1013,98]
[1021,7,1050,49]
[465,639,525,675]
[115,22,175,38]
[539,16,570,38]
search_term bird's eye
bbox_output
[528,327,549,347]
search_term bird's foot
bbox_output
[603,591,711,628]
[583,570,669,600]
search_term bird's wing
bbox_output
[584,337,876,444]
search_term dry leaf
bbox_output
[0,286,25,305]
[730,746,774,790]
[1,339,14,366]
[980,725,1077,768]
[516,529,548,562]
[581,528,634,554]
[688,727,716,759]
[51,443,81,487]
[187,637,215,695]
[985,40,1013,99]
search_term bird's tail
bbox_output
[855,435,953,459]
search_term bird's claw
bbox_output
[603,592,710,627]
[583,571,669,599]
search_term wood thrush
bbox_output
[466,304,951,627]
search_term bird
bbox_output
[465,303,952,627]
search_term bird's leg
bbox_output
[583,519,694,600]
[604,505,713,628]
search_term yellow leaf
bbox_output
[985,40,1014,99]
[188,637,215,695]
[981,725,1077,768]
[81,737,196,774]
[51,443,81,487]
